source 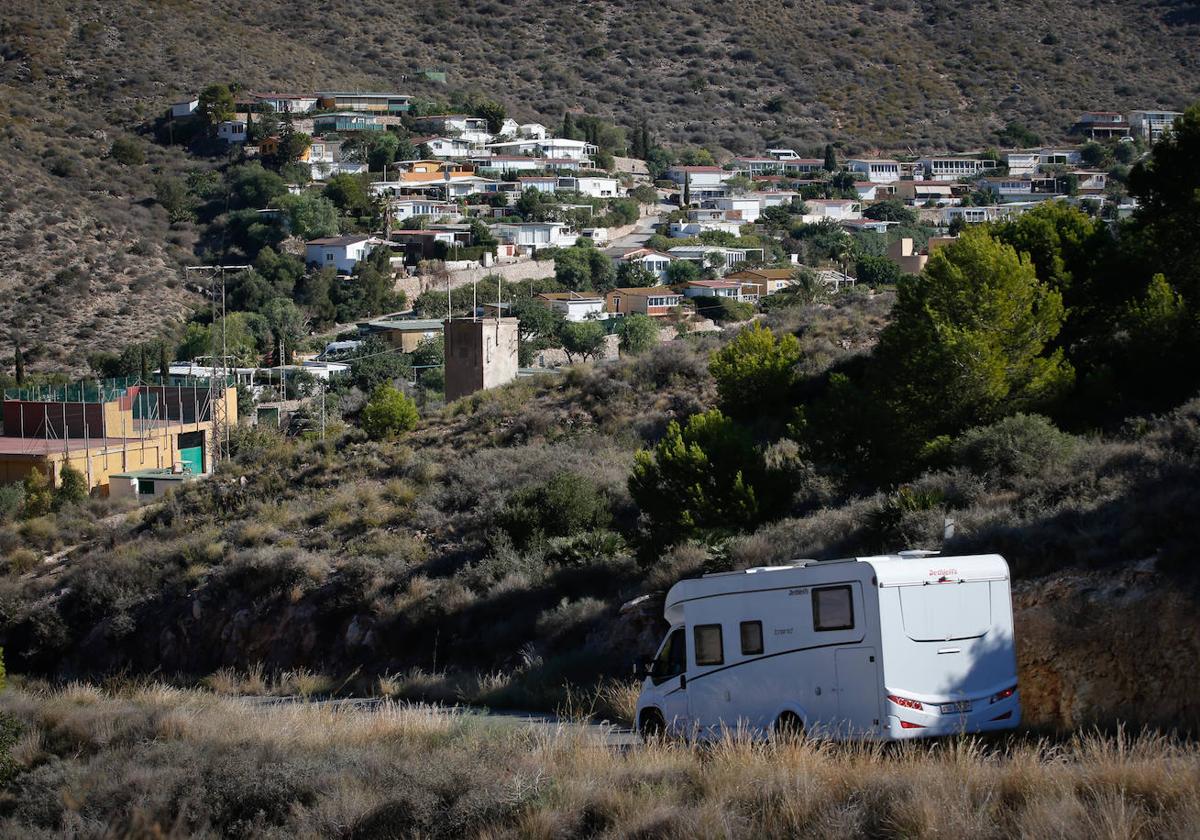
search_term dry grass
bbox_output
[1,682,1198,838]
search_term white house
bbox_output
[667,245,763,272]
[491,222,576,250]
[1038,148,1083,167]
[306,140,368,181]
[217,119,248,144]
[170,98,198,119]
[917,157,999,180]
[618,248,675,282]
[976,176,1034,200]
[758,191,801,208]
[518,176,559,193]
[519,123,548,140]
[476,155,547,174]
[305,235,386,274]
[852,182,879,201]
[669,219,744,238]
[537,291,607,321]
[562,176,622,198]
[733,156,785,175]
[665,166,731,189]
[412,115,492,144]
[780,159,824,175]
[251,92,319,113]
[680,279,759,303]
[708,196,761,223]
[847,159,901,183]
[1005,152,1040,176]
[484,137,597,161]
[767,148,801,160]
[420,136,477,158]
[388,199,462,223]
[496,118,520,138]
[1129,110,1182,142]
[801,198,862,222]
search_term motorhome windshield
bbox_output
[900,581,992,641]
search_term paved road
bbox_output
[603,200,672,257]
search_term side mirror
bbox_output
[633,661,651,680]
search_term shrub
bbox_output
[497,472,612,549]
[945,413,1079,480]
[52,465,88,511]
[616,313,660,355]
[21,469,51,518]
[692,295,755,322]
[108,137,144,165]
[629,409,785,547]
[361,385,419,440]
[709,322,801,419]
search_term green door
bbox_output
[177,430,205,474]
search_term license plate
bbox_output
[940,701,971,714]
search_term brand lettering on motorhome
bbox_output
[928,568,958,577]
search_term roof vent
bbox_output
[897,549,940,559]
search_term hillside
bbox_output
[1,289,1198,731]
[1,0,1198,368]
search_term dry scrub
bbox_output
[1,682,1197,838]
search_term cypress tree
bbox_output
[823,143,838,172]
[159,342,170,383]
[562,112,575,140]
[13,340,23,386]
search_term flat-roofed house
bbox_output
[847,158,901,183]
[604,286,684,317]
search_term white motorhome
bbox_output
[635,552,1020,741]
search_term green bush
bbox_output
[709,322,801,419]
[361,386,419,440]
[497,472,612,549]
[21,469,52,518]
[52,465,88,511]
[946,413,1079,480]
[109,137,144,165]
[629,409,785,547]
[692,295,755,323]
[616,314,660,355]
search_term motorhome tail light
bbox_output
[899,720,926,729]
[990,686,1017,704]
[887,694,924,711]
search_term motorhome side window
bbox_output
[650,628,686,684]
[812,585,854,632]
[694,624,724,666]
[739,621,763,655]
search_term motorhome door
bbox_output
[835,647,880,738]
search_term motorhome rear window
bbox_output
[694,624,724,666]
[740,621,764,655]
[900,581,992,641]
[812,586,854,631]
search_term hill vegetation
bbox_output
[1,0,1199,368]
[2,681,1198,838]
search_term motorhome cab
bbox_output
[636,552,1020,741]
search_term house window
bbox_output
[138,479,155,495]
[812,586,854,632]
[740,621,764,656]
[694,624,724,666]
[325,253,334,262]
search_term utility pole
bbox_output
[320,381,326,440]
[185,264,248,472]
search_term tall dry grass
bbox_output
[1,683,1198,839]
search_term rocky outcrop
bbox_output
[1014,561,1200,730]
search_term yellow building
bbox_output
[0,380,237,494]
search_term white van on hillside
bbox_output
[635,552,1020,741]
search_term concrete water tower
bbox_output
[443,317,520,402]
